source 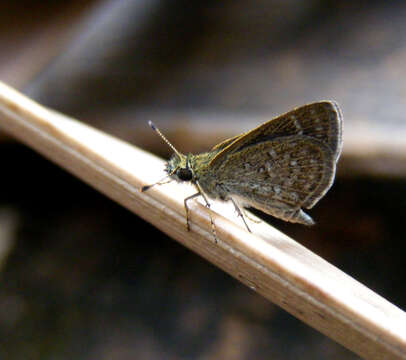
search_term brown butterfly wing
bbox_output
[210,134,241,152]
[214,135,335,209]
[209,101,342,169]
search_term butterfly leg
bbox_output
[230,198,252,233]
[184,192,201,231]
[241,208,262,224]
[188,183,218,242]
[184,190,218,242]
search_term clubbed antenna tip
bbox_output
[141,184,152,192]
[148,120,156,131]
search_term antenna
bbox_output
[148,121,182,158]
[141,175,171,192]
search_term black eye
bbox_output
[176,168,193,181]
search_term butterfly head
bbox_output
[166,153,194,182]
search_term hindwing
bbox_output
[214,136,335,210]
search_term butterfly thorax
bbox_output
[165,151,220,187]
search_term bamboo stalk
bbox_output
[0,81,405,359]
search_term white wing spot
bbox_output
[268,149,277,158]
[265,162,273,173]
[285,178,294,186]
[292,116,303,135]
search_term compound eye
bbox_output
[176,168,193,181]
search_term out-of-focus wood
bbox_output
[0,81,405,360]
[0,1,99,88]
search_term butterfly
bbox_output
[142,101,342,235]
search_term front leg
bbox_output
[184,183,217,242]
[184,192,202,231]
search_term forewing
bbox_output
[215,135,335,210]
[211,134,241,152]
[209,101,342,169]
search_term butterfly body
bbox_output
[144,101,342,232]
[165,101,342,227]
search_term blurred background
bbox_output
[0,0,406,359]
